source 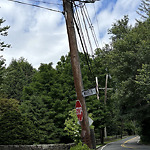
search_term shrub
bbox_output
[70,142,91,150]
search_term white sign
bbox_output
[88,117,93,126]
[82,88,96,97]
[77,117,93,126]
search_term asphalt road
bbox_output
[98,136,150,150]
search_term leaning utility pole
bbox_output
[63,0,92,148]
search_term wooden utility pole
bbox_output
[104,74,108,138]
[96,77,99,100]
[63,0,92,148]
[104,74,108,104]
[97,75,113,140]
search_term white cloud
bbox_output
[90,0,141,47]
[0,0,68,68]
[0,0,141,69]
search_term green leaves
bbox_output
[0,98,19,116]
[20,95,58,144]
[105,6,150,142]
[64,109,81,143]
[136,64,150,86]
[135,64,150,118]
[0,97,38,145]
[70,142,91,150]
[108,15,131,42]
[0,18,10,51]
[2,58,35,101]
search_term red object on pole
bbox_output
[76,100,83,121]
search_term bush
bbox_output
[0,110,38,145]
[64,109,81,144]
[70,142,91,150]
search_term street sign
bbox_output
[88,117,93,126]
[75,100,83,121]
[77,117,93,126]
[82,88,96,97]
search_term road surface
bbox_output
[98,136,150,150]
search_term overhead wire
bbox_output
[73,3,92,75]
[74,4,90,60]
[74,1,100,54]
[84,5,99,49]
[92,2,103,47]
[72,1,102,83]
[73,2,95,80]
[26,0,63,6]
[8,0,63,13]
[74,4,88,55]
[78,3,95,76]
[80,4,94,58]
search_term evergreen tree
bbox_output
[137,0,150,20]
[0,97,38,145]
[0,57,5,89]
[0,18,10,93]
[21,62,75,143]
[2,57,35,100]
[0,18,10,51]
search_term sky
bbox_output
[0,0,141,69]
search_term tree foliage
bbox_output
[105,4,150,142]
[2,57,35,100]
[21,61,76,144]
[137,0,150,20]
[64,109,81,143]
[0,18,10,93]
[0,97,38,145]
[0,18,10,51]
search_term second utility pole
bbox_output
[63,0,92,148]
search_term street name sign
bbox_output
[82,88,96,97]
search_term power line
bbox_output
[80,4,94,57]
[79,3,95,75]
[74,4,89,55]
[8,0,63,13]
[73,2,95,80]
[74,5,90,62]
[26,0,63,6]
[84,5,99,49]
[74,2,99,55]
[92,3,102,47]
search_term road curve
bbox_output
[98,135,150,150]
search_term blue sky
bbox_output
[0,0,141,69]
